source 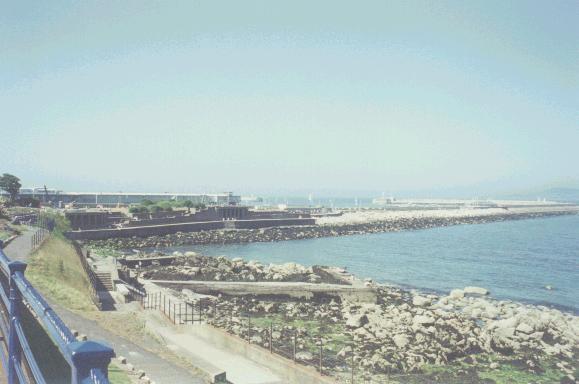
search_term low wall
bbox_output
[150,280,378,303]
[234,218,316,229]
[64,218,316,241]
[187,325,337,384]
[65,221,225,240]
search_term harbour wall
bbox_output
[65,218,316,240]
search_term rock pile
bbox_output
[339,286,578,377]
[138,252,325,283]
[204,285,578,381]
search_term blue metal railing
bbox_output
[0,239,115,384]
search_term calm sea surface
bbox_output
[159,215,579,313]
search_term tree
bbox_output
[148,204,162,213]
[0,173,21,203]
[141,199,154,206]
[194,203,206,210]
[182,200,193,213]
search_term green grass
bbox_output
[26,236,96,312]
[249,312,351,355]
[417,356,568,384]
[108,363,133,384]
[478,363,565,384]
[87,244,124,259]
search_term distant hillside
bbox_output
[504,187,579,203]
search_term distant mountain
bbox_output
[504,187,579,203]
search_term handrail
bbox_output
[0,239,115,383]
[14,321,46,384]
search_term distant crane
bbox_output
[43,185,50,205]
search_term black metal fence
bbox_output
[29,214,54,250]
[72,244,104,310]
[134,291,367,382]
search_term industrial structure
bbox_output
[6,188,241,208]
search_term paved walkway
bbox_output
[146,311,284,384]
[52,302,204,384]
[3,227,35,262]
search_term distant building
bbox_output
[6,188,241,208]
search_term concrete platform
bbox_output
[148,280,378,303]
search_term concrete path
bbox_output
[146,312,284,384]
[2,227,34,262]
[52,302,204,384]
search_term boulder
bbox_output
[449,289,465,300]
[413,315,435,327]
[346,314,369,328]
[464,286,489,296]
[516,323,534,334]
[295,351,314,361]
[494,327,516,339]
[392,334,410,348]
[412,296,432,307]
[250,335,263,344]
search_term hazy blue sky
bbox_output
[1,1,577,196]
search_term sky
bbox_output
[1,1,578,197]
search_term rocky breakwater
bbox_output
[135,251,330,284]
[86,207,578,249]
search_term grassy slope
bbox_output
[26,235,133,383]
[26,236,96,312]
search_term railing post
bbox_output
[68,341,115,384]
[293,330,297,362]
[319,336,323,374]
[8,261,27,384]
[269,322,273,353]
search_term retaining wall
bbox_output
[234,218,315,229]
[187,325,337,384]
[64,218,316,240]
[151,280,378,303]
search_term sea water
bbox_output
[162,214,579,313]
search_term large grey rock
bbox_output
[392,334,410,348]
[413,315,435,327]
[295,351,314,361]
[494,327,516,339]
[346,314,369,328]
[516,323,534,334]
[464,286,489,296]
[449,289,465,300]
[412,296,432,307]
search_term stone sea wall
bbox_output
[86,209,576,249]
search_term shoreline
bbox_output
[85,206,579,249]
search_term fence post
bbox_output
[69,341,115,384]
[269,322,273,353]
[293,330,297,362]
[8,261,27,384]
[319,336,323,374]
[248,314,252,343]
[173,303,176,325]
[351,353,355,384]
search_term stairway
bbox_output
[94,271,115,291]
[223,220,236,230]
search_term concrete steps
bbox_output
[94,271,114,291]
